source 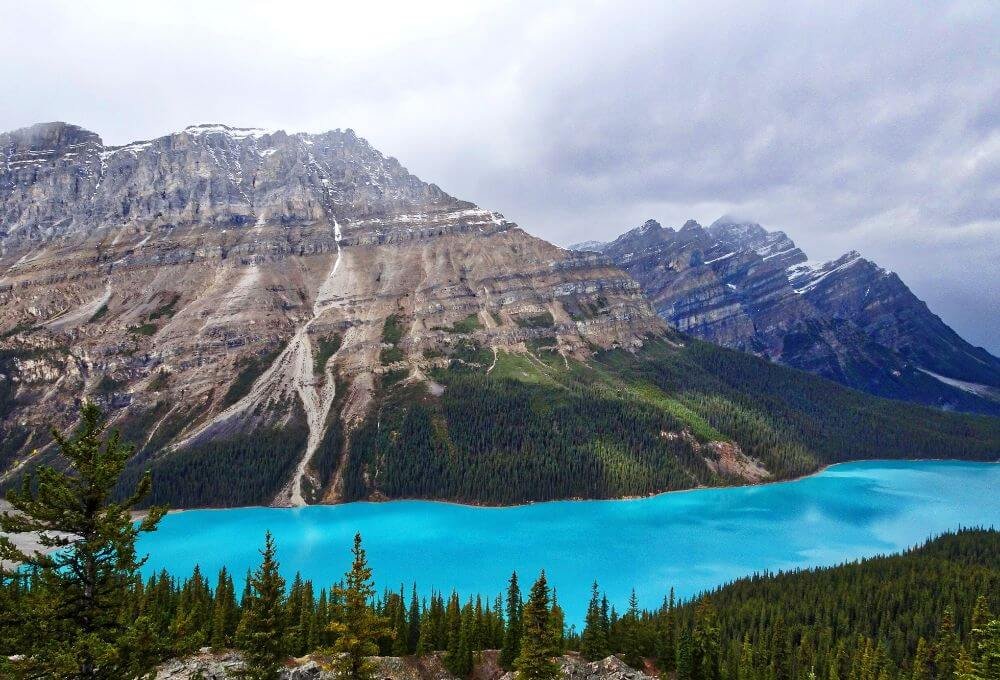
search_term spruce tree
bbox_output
[515,571,559,680]
[620,589,643,669]
[312,589,330,650]
[934,607,960,680]
[738,635,755,680]
[325,533,390,680]
[0,402,166,680]
[284,573,305,655]
[677,628,695,680]
[659,589,677,672]
[694,599,721,680]
[392,587,409,656]
[211,567,238,649]
[977,619,1000,680]
[493,593,506,649]
[971,597,994,667]
[581,582,609,661]
[235,531,287,680]
[449,599,475,677]
[910,638,931,680]
[549,589,565,654]
[296,581,315,657]
[170,564,208,656]
[445,592,463,673]
[407,585,421,654]
[955,648,978,680]
[500,571,523,670]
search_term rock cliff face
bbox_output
[572,217,1000,414]
[0,122,663,504]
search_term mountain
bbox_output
[1,123,997,508]
[574,217,1000,415]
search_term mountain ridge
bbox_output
[1,121,997,509]
[571,216,1000,414]
[1,120,665,506]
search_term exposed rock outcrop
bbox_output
[573,217,1000,415]
[0,122,664,504]
[153,650,651,680]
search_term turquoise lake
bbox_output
[138,460,999,626]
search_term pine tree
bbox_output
[407,585,421,654]
[770,616,791,680]
[325,533,391,680]
[0,402,166,680]
[677,628,695,680]
[549,589,565,654]
[284,573,305,655]
[694,599,721,680]
[417,606,433,656]
[971,597,994,667]
[296,581,315,657]
[446,592,463,672]
[235,531,287,680]
[171,564,209,655]
[515,571,559,680]
[934,607,961,680]
[500,571,523,670]
[955,648,978,680]
[392,587,410,656]
[582,582,609,661]
[738,635,755,680]
[211,567,238,649]
[620,589,643,669]
[976,620,1000,680]
[659,588,677,672]
[448,599,475,677]
[910,638,931,680]
[312,589,330,650]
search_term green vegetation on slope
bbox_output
[2,415,997,679]
[344,337,1000,505]
[380,314,405,364]
[671,528,1000,671]
[313,333,342,376]
[115,402,309,508]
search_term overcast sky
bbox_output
[2,0,997,352]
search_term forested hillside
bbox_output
[2,411,997,679]
[341,337,1000,505]
[6,524,997,679]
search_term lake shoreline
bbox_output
[132,458,1000,626]
[146,456,999,514]
[3,458,996,561]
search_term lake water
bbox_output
[138,460,999,626]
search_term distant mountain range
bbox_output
[1,122,997,509]
[570,217,1000,415]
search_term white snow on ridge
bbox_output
[917,368,998,399]
[182,124,280,140]
[789,253,863,294]
[351,208,502,227]
[762,247,796,261]
[703,251,736,265]
[100,141,153,159]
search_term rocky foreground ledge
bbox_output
[155,649,652,680]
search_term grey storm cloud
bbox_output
[1,0,997,351]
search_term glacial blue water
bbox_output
[137,460,999,626]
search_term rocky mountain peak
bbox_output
[1,121,102,149]
[0,121,665,506]
[597,215,1000,415]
